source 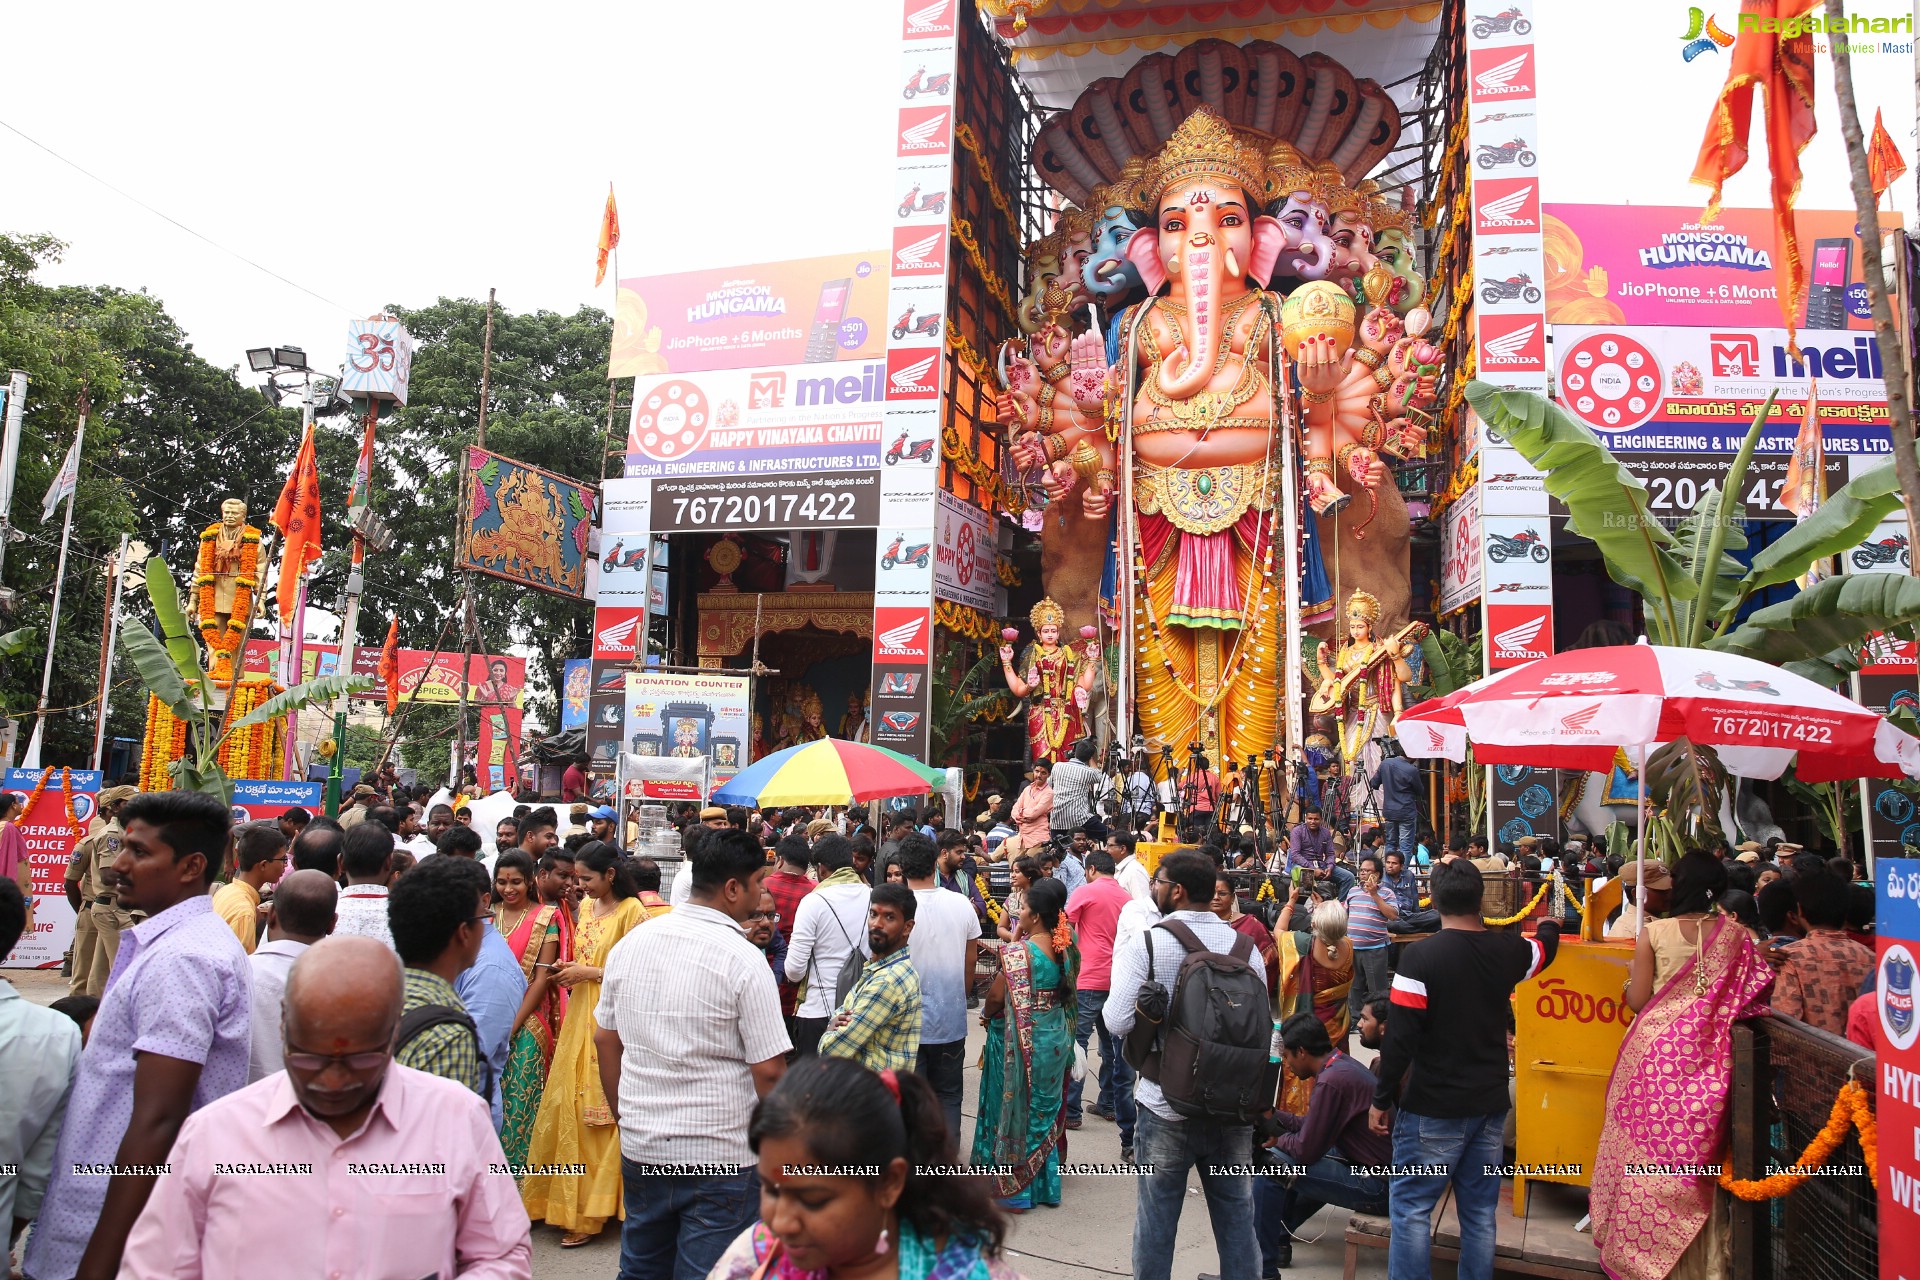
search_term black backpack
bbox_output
[1130,920,1272,1124]
[396,1002,494,1104]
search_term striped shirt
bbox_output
[1344,885,1391,950]
[597,903,792,1167]
[818,947,923,1072]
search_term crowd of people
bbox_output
[0,750,1888,1280]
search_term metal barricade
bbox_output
[1729,1016,1877,1280]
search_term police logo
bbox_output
[1882,945,1918,1051]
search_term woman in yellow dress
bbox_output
[520,841,648,1246]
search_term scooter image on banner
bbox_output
[902,67,952,97]
[1480,273,1542,305]
[891,305,943,340]
[898,184,948,218]
[1853,533,1911,569]
[1471,7,1532,39]
[1476,137,1537,168]
[881,533,932,570]
[885,432,937,465]
[602,539,647,572]
[1487,529,1550,563]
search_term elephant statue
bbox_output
[1082,198,1146,301]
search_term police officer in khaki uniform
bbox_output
[65,829,98,994]
[80,785,139,996]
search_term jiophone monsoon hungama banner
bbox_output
[608,250,890,377]
[457,448,597,599]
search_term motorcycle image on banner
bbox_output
[1487,528,1551,563]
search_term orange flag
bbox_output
[378,615,401,715]
[594,184,621,287]
[270,423,322,619]
[1869,108,1908,203]
[1691,0,1819,352]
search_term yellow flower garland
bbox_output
[953,122,1018,234]
[950,214,1019,327]
[1719,1080,1877,1199]
[976,873,1005,925]
[1482,881,1550,927]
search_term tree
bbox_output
[301,296,612,726]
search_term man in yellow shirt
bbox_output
[211,821,289,954]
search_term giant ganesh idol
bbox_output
[1003,99,1441,767]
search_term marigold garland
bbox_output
[976,873,1005,925]
[140,694,191,791]
[935,600,998,643]
[1719,1080,1877,1199]
[1255,878,1276,903]
[950,214,1019,327]
[953,122,1018,234]
[1482,881,1549,926]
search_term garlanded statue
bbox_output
[998,104,1443,763]
[836,691,868,743]
[999,597,1098,765]
[196,497,261,684]
[1310,590,1425,815]
[795,691,828,744]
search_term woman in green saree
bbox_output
[972,876,1079,1211]
[491,850,563,1170]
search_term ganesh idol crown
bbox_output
[995,37,1442,771]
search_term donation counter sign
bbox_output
[2,767,101,969]
[1875,859,1920,1273]
[623,671,753,788]
[609,251,888,377]
[231,780,324,824]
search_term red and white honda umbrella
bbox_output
[1396,643,1920,783]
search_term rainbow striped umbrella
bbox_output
[711,738,946,806]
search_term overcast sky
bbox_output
[6,0,1910,388]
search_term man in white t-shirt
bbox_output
[782,833,870,1058]
[897,832,980,1147]
[1108,831,1153,902]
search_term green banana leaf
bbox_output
[120,618,202,724]
[1733,450,1914,599]
[0,628,32,657]
[170,755,230,803]
[228,673,376,734]
[1707,573,1920,673]
[1670,480,1750,647]
[1465,381,1695,643]
[142,555,208,693]
[1417,629,1483,697]
[1644,738,1724,843]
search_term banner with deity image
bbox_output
[458,448,597,598]
[623,671,753,789]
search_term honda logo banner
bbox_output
[1465,0,1546,394]
[594,607,645,661]
[871,0,958,764]
[1487,604,1554,669]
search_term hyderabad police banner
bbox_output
[1875,859,1920,1274]
[2,767,102,969]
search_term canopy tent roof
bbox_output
[991,0,1444,107]
[988,0,1444,203]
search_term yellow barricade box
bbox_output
[1512,938,1635,1214]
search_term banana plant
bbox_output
[120,554,371,802]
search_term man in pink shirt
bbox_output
[117,936,532,1280]
[1064,849,1137,1159]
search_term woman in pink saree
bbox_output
[1591,852,1772,1280]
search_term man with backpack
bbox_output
[1105,848,1268,1280]
[387,855,494,1105]
[783,832,872,1056]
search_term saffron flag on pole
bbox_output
[594,184,620,287]
[1778,380,1830,586]
[40,421,83,523]
[378,614,401,715]
[346,416,375,523]
[1690,0,1820,354]
[271,423,323,618]
[1869,108,1908,204]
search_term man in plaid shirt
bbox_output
[819,883,922,1072]
[389,856,491,1099]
